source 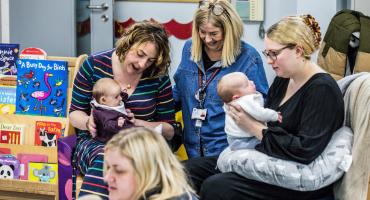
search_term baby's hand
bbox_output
[277,112,283,123]
[117,117,125,127]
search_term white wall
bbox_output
[116,0,339,85]
[0,0,346,84]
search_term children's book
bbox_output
[0,154,20,179]
[34,121,63,147]
[17,153,48,180]
[0,85,16,114]
[28,162,58,184]
[0,148,11,154]
[15,59,68,117]
[0,43,19,76]
[19,47,47,60]
[0,123,25,144]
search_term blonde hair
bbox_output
[191,0,244,67]
[217,72,248,103]
[115,21,171,77]
[266,14,321,59]
[105,127,195,200]
[92,78,120,104]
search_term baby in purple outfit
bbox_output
[91,78,134,143]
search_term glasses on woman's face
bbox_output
[199,1,225,16]
[262,45,294,61]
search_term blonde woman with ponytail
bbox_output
[185,14,345,200]
[104,127,197,200]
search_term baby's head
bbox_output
[217,72,256,103]
[93,78,122,107]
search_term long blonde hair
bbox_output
[266,14,322,59]
[191,0,244,67]
[105,127,194,200]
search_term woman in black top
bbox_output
[185,14,344,199]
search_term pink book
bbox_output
[0,147,11,154]
[17,153,48,180]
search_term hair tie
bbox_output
[301,14,321,48]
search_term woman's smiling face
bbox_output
[199,22,224,52]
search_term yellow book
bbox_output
[28,162,58,184]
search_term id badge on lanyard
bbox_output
[192,67,221,128]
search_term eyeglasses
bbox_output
[199,1,225,16]
[262,45,295,61]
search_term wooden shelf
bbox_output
[0,143,57,163]
[0,179,57,200]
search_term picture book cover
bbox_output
[0,154,20,179]
[15,59,68,117]
[0,123,25,144]
[28,162,58,184]
[17,153,48,180]
[0,43,19,76]
[34,121,63,147]
[0,85,16,114]
[19,47,47,60]
[0,148,11,154]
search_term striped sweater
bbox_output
[69,49,175,199]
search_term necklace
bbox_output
[126,84,131,90]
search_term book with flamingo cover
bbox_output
[15,59,68,117]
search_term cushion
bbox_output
[217,126,353,191]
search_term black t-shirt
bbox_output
[202,48,218,71]
[256,73,344,164]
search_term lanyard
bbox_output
[196,67,221,108]
[195,63,221,156]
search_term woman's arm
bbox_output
[229,78,344,164]
[153,76,176,140]
[227,103,267,140]
[134,119,174,140]
[69,56,95,135]
[258,83,344,164]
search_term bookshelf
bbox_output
[0,54,87,200]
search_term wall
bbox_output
[116,0,339,84]
[1,0,350,84]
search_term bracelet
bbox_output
[85,118,90,131]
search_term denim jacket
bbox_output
[173,40,269,158]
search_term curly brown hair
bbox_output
[115,21,171,77]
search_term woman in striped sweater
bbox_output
[69,21,176,199]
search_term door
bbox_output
[8,0,76,56]
[78,0,114,55]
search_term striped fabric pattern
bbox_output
[70,49,175,199]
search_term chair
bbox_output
[334,73,370,200]
[53,54,87,200]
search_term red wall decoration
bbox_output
[77,18,192,40]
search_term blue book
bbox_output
[15,59,68,117]
[0,43,20,75]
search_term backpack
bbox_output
[318,9,370,80]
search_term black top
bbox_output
[202,48,218,71]
[256,73,344,164]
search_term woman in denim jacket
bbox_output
[173,0,269,158]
